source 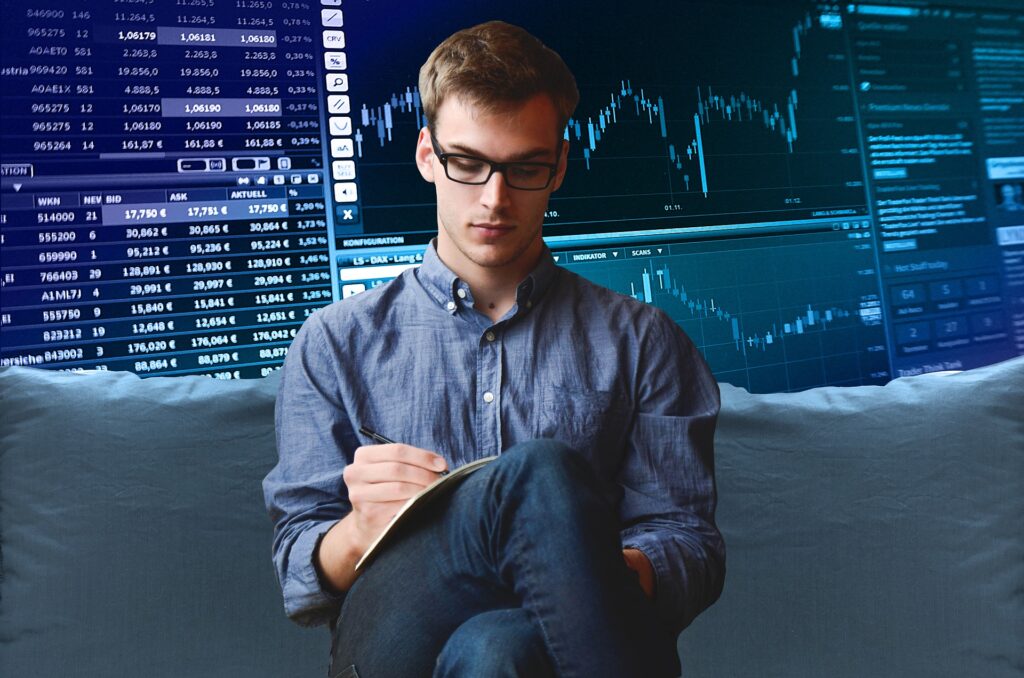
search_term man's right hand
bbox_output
[314,443,448,593]
[343,443,449,553]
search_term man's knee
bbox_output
[495,439,610,508]
[498,439,591,487]
[446,439,619,562]
[434,609,555,678]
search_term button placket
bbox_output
[476,325,503,455]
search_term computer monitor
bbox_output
[2,0,1022,392]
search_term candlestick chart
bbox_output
[557,230,890,393]
[344,2,867,237]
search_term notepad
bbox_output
[354,455,498,571]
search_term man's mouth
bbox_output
[471,223,515,237]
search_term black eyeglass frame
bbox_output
[429,132,562,191]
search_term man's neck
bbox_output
[435,243,542,323]
[466,276,521,323]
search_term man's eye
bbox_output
[508,165,544,179]
[449,157,487,173]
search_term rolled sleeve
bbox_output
[279,521,346,625]
[617,312,725,633]
[262,311,354,627]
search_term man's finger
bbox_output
[351,460,441,488]
[353,443,448,472]
[350,481,430,504]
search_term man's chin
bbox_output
[465,249,520,269]
[461,242,534,270]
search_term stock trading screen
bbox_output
[1,0,1022,393]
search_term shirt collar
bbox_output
[416,239,559,314]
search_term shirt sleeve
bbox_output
[262,310,353,627]
[617,309,725,633]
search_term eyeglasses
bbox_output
[430,133,560,191]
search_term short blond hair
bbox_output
[419,21,579,135]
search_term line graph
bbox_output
[558,231,889,392]
[627,262,858,355]
[344,4,867,236]
[357,13,813,198]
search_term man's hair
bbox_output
[419,21,579,135]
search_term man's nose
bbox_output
[480,169,512,210]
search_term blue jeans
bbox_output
[329,440,680,678]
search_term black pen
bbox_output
[358,425,396,445]
[358,425,449,476]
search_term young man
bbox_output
[264,21,724,678]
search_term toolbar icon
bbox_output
[332,160,356,181]
[334,182,358,203]
[327,95,351,114]
[330,138,355,158]
[323,30,345,49]
[326,73,349,92]
[321,9,343,27]
[324,52,347,71]
[329,116,353,136]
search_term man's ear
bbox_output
[551,139,569,193]
[415,127,436,183]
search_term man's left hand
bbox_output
[622,548,655,600]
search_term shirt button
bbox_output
[457,288,467,299]
[485,331,496,342]
[483,391,494,403]
[526,300,533,309]
[446,301,456,311]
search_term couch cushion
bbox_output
[3,358,1022,677]
[0,367,326,677]
[679,356,1024,678]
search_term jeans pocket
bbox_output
[331,664,360,678]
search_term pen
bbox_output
[358,425,396,445]
[358,425,449,476]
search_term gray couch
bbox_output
[1,358,1021,677]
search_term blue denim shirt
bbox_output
[263,242,724,632]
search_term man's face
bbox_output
[415,94,568,277]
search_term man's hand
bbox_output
[315,443,447,593]
[623,548,656,600]
[343,443,449,552]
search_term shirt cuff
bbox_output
[282,521,346,626]
[621,529,678,627]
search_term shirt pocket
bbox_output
[537,385,631,477]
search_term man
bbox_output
[264,21,724,678]
[997,182,1024,211]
